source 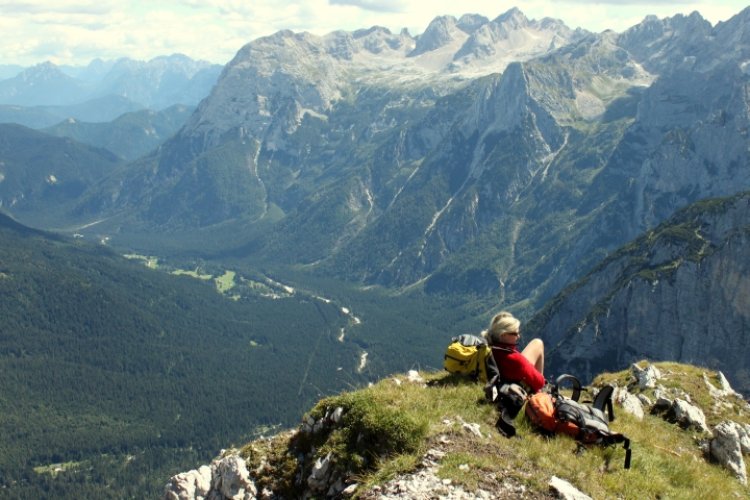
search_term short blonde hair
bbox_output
[487,311,521,345]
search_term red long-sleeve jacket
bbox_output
[490,343,545,393]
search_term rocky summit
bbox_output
[164,363,750,499]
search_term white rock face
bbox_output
[407,370,425,384]
[212,456,257,500]
[549,476,593,500]
[614,387,645,420]
[704,372,740,398]
[669,399,709,433]
[307,452,333,492]
[632,364,661,389]
[711,421,748,485]
[164,465,212,500]
[163,455,257,500]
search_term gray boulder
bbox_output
[164,465,212,500]
[614,387,645,420]
[632,364,661,390]
[666,399,709,433]
[549,476,593,500]
[211,456,257,500]
[710,421,749,485]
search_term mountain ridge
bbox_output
[0,54,222,110]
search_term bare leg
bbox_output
[521,338,545,374]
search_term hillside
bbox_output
[0,212,405,497]
[0,124,122,224]
[43,105,194,161]
[165,362,750,498]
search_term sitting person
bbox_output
[484,311,545,394]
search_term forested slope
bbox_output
[0,212,367,497]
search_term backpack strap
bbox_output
[484,345,500,383]
[592,385,616,422]
[554,374,582,402]
[600,432,632,469]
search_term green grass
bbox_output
[33,460,86,477]
[236,363,750,498]
[214,270,236,293]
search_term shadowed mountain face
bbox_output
[5,8,750,315]
[526,192,750,393]
[0,124,122,222]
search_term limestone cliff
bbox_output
[528,192,750,392]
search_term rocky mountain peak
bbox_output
[0,61,87,106]
[617,10,712,72]
[409,15,462,57]
[715,7,750,55]
[451,9,582,74]
[456,13,490,34]
[493,7,529,28]
[21,61,70,82]
[350,25,411,55]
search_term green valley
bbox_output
[0,212,464,497]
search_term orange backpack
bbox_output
[524,375,632,468]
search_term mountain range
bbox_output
[22,7,744,313]
[0,54,221,128]
[0,54,222,109]
[2,5,750,497]
[42,105,194,161]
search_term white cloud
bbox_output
[328,0,405,13]
[0,1,111,14]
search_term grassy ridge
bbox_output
[237,362,750,498]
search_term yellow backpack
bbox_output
[443,334,494,383]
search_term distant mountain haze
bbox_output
[42,105,194,161]
[0,54,221,112]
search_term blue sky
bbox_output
[1,1,747,66]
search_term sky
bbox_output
[1,0,748,67]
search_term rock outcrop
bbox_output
[164,455,257,500]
